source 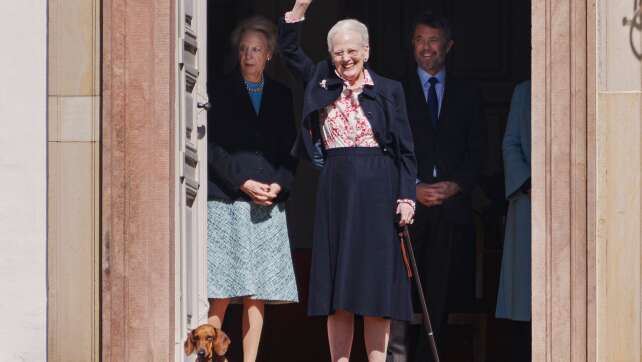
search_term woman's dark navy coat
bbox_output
[207,70,297,203]
[278,18,418,321]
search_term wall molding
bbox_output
[531,0,596,360]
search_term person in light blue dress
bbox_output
[495,80,532,360]
[496,80,531,322]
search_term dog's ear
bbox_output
[213,329,231,356]
[184,329,196,356]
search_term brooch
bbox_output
[319,79,327,89]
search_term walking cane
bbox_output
[398,222,440,362]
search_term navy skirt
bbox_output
[308,147,413,321]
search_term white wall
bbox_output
[0,1,48,361]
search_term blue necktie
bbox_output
[426,77,439,128]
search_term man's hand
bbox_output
[240,180,274,206]
[429,181,460,199]
[416,182,442,207]
[416,181,461,207]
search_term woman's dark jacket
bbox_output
[277,18,417,200]
[207,70,297,202]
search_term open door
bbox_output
[175,0,209,359]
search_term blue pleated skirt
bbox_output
[207,200,299,304]
[308,147,413,321]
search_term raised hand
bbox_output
[288,0,312,21]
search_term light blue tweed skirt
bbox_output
[207,199,299,304]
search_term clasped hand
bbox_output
[240,180,282,206]
[416,181,460,207]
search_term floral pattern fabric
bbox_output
[320,70,379,149]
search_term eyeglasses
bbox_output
[332,48,362,59]
[239,45,266,55]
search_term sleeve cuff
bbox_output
[397,199,416,211]
[284,12,305,23]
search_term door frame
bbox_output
[173,0,210,359]
[531,0,596,360]
[101,0,178,360]
[101,0,599,360]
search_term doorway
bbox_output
[206,1,531,360]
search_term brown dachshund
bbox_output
[184,324,231,362]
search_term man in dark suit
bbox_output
[387,12,482,362]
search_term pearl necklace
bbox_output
[244,78,264,94]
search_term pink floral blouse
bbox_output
[320,70,379,149]
[320,71,415,210]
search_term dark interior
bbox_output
[208,0,531,360]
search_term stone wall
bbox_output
[0,1,48,361]
[596,0,642,360]
[531,0,596,360]
[102,0,176,360]
[47,0,101,360]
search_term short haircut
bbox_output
[230,15,277,53]
[412,11,452,42]
[327,19,370,53]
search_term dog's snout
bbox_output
[197,348,206,357]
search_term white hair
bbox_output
[327,19,370,52]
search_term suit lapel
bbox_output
[316,70,343,108]
[299,72,338,160]
[406,73,434,137]
[361,70,384,137]
[320,79,343,106]
[302,65,342,127]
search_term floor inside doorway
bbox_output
[219,251,523,362]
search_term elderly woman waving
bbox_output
[278,1,418,361]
